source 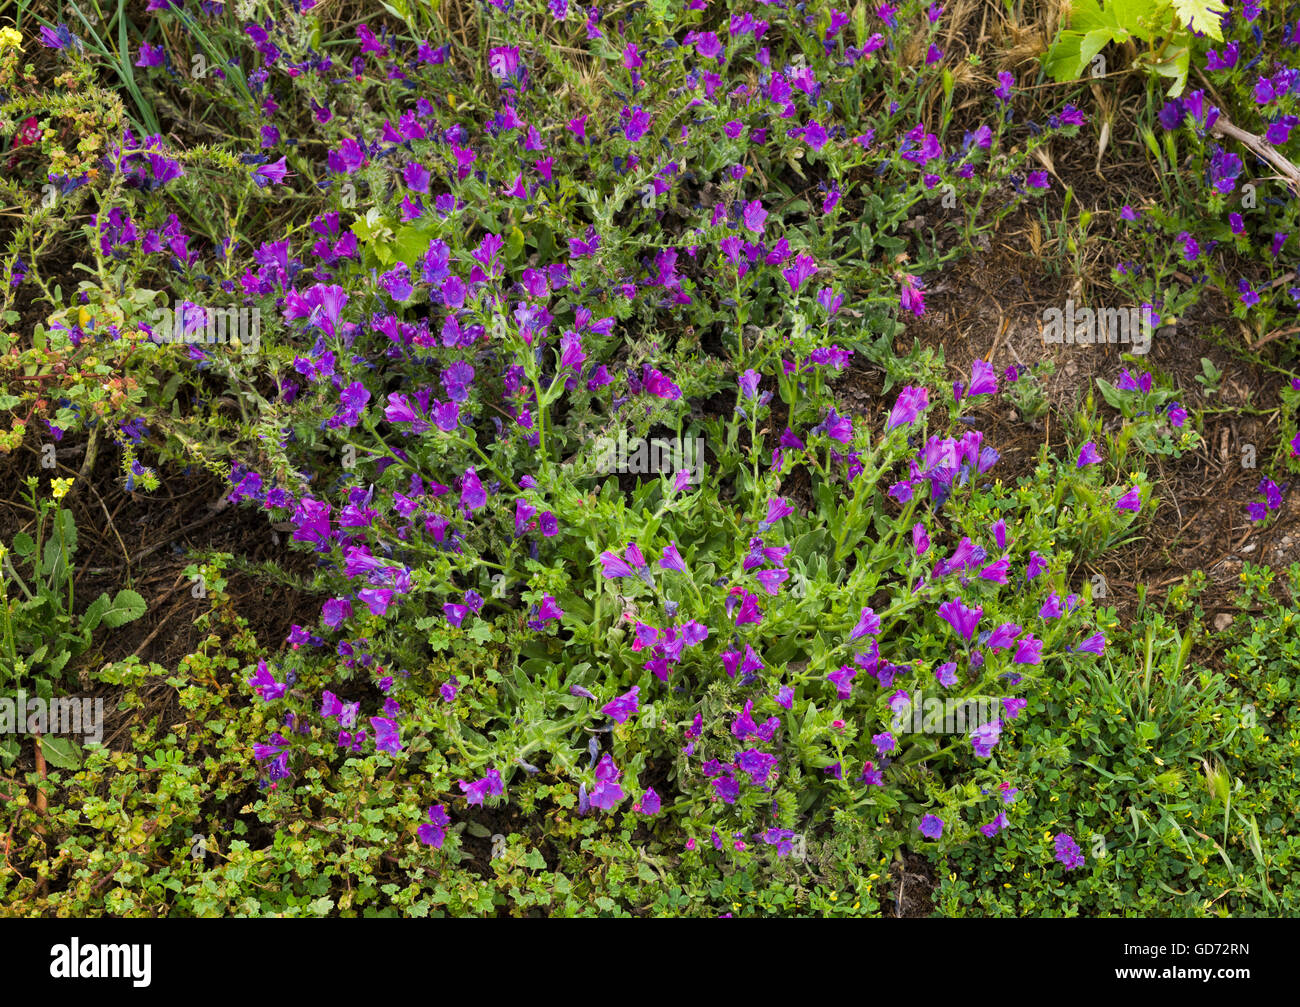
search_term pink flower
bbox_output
[900,274,926,316]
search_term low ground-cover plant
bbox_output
[3,0,1299,919]
[0,476,144,770]
[1048,3,1300,357]
[936,562,1300,917]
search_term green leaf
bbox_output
[1063,0,1107,30]
[504,226,525,262]
[80,594,110,633]
[1095,378,1127,412]
[100,589,147,629]
[43,649,71,679]
[11,531,35,558]
[1079,27,1114,68]
[1147,45,1191,96]
[1043,33,1087,82]
[40,735,83,770]
[1170,0,1226,41]
[393,225,434,270]
[1110,0,1158,39]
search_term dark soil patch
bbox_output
[905,224,1297,633]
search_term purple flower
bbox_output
[781,253,818,294]
[600,550,635,578]
[371,716,402,755]
[660,542,687,572]
[635,788,661,815]
[899,274,926,316]
[979,557,1010,584]
[135,42,166,67]
[887,386,929,430]
[322,597,353,629]
[1071,632,1106,656]
[968,359,998,397]
[532,595,564,627]
[320,691,359,728]
[742,200,768,235]
[1013,635,1043,665]
[970,719,1002,757]
[801,120,829,151]
[736,748,779,786]
[358,588,394,616]
[1054,832,1085,869]
[1116,486,1142,512]
[418,804,450,848]
[602,686,640,724]
[39,24,76,50]
[590,753,625,810]
[253,157,290,188]
[938,597,982,641]
[247,660,287,701]
[919,814,944,839]
[987,622,1021,650]
[849,606,881,640]
[461,467,487,511]
[827,664,857,700]
[1077,442,1101,467]
[622,105,652,142]
[758,496,794,531]
[459,768,505,806]
[488,45,522,82]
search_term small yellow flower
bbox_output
[51,477,74,502]
[828,892,837,901]
[0,27,22,50]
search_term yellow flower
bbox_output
[51,477,74,502]
[0,27,22,50]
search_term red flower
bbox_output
[16,117,40,146]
